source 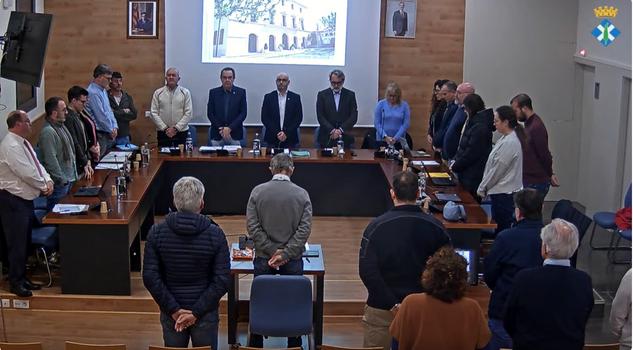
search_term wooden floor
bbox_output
[0,216,490,350]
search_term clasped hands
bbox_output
[268,249,288,269]
[329,128,343,140]
[218,127,233,140]
[171,309,197,332]
[165,127,179,138]
[41,180,54,197]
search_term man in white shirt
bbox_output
[150,67,193,147]
[0,110,53,297]
[260,72,303,148]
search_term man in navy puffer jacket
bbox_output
[143,176,230,349]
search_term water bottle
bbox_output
[253,133,261,157]
[419,171,427,193]
[116,168,127,199]
[141,142,150,167]
[337,136,345,158]
[185,132,193,155]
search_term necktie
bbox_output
[24,140,44,177]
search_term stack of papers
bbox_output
[199,146,223,152]
[52,204,89,214]
[95,163,123,170]
[291,150,310,157]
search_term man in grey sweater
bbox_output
[246,153,312,348]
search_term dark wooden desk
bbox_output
[44,148,494,296]
[228,244,325,348]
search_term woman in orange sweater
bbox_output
[390,246,491,350]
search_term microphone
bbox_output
[380,107,386,149]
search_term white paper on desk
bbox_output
[52,204,89,214]
[199,146,222,152]
[411,161,424,166]
[95,162,123,170]
[223,145,242,151]
[422,160,440,166]
[101,151,132,163]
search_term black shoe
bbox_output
[9,284,32,297]
[23,279,42,290]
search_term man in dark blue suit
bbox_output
[432,81,458,152]
[504,218,593,350]
[316,69,358,148]
[207,67,247,146]
[442,82,474,161]
[261,73,303,148]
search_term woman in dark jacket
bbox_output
[450,93,494,199]
[427,79,448,148]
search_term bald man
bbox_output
[441,82,475,161]
[260,73,303,148]
[150,67,193,147]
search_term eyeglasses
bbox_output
[103,75,112,81]
[330,80,344,86]
[276,78,289,82]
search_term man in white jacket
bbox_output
[150,67,193,147]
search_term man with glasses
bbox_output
[441,82,474,161]
[85,64,118,157]
[260,72,303,148]
[316,69,358,148]
[0,110,53,297]
[207,67,247,146]
[39,97,78,211]
[65,86,95,181]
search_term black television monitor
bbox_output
[1,11,53,87]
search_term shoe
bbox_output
[9,284,32,297]
[23,279,42,290]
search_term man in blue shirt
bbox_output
[85,64,118,158]
[483,188,544,350]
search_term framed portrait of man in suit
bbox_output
[385,0,417,39]
[127,0,158,39]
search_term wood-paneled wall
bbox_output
[44,0,165,145]
[44,0,464,149]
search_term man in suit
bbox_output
[392,1,408,37]
[432,81,458,152]
[261,72,303,148]
[316,69,358,148]
[207,67,247,146]
[442,82,474,161]
[504,218,593,350]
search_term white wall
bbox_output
[0,0,46,139]
[464,0,580,201]
[574,0,631,214]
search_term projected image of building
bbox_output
[210,0,337,60]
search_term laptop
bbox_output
[430,177,456,186]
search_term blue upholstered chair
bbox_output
[31,208,58,287]
[187,125,197,146]
[551,199,593,268]
[314,126,321,148]
[589,184,632,250]
[249,275,312,346]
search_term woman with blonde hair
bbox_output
[390,246,491,349]
[373,82,410,149]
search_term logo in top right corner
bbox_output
[592,6,620,47]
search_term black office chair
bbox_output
[551,199,592,268]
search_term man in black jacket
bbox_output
[143,176,230,348]
[504,218,593,350]
[260,73,303,148]
[483,189,545,350]
[108,71,138,145]
[359,171,450,350]
[65,86,94,180]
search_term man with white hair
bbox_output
[150,67,193,147]
[143,176,229,348]
[246,153,312,348]
[503,218,593,350]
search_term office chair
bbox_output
[65,342,126,350]
[187,125,197,146]
[551,199,592,268]
[0,342,43,350]
[148,346,210,350]
[589,184,631,250]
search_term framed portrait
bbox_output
[385,0,417,39]
[127,0,158,39]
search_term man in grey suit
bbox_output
[316,69,358,148]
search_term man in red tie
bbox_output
[0,110,53,297]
